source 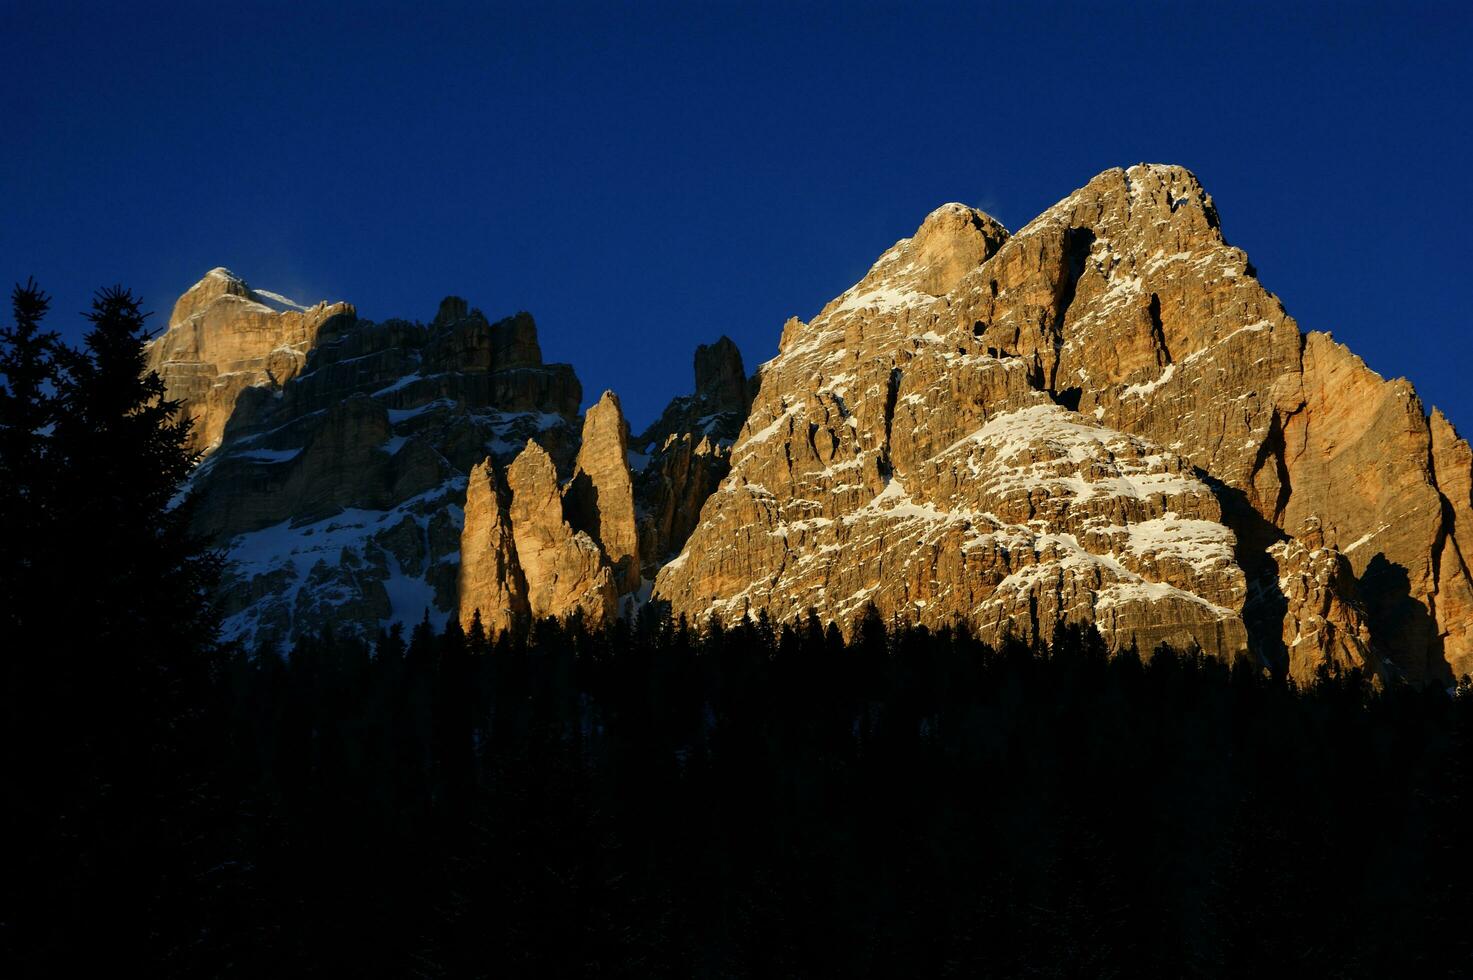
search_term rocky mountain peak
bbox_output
[487,310,543,369]
[170,267,318,326]
[811,202,1010,329]
[161,164,1473,684]
[173,275,586,647]
[907,202,1011,296]
[170,267,251,320]
[458,458,527,634]
[149,267,355,454]
[458,389,648,632]
[653,164,1473,683]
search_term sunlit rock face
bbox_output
[457,437,628,638]
[145,268,356,455]
[565,392,641,594]
[654,165,1473,682]
[505,440,618,627]
[162,164,1473,680]
[1268,517,1378,684]
[457,393,659,634]
[457,458,527,636]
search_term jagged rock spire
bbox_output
[565,391,641,594]
[505,440,617,627]
[458,458,528,634]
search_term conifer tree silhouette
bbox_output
[3,284,225,974]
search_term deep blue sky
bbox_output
[3,1,1470,432]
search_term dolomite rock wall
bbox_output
[161,281,586,649]
[160,165,1473,681]
[654,165,1473,682]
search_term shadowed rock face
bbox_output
[653,166,1473,681]
[162,165,1473,679]
[693,337,750,418]
[632,336,753,578]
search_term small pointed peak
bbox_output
[1064,163,1210,208]
[1120,164,1218,226]
[506,438,560,504]
[696,335,742,361]
[512,437,558,470]
[1295,515,1326,550]
[434,295,470,326]
[925,201,972,218]
[170,266,255,325]
[172,267,321,321]
[694,337,748,414]
[1430,406,1465,443]
[188,266,250,294]
[581,391,630,448]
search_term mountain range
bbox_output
[147,164,1473,685]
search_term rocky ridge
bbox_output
[181,284,586,647]
[160,165,1473,683]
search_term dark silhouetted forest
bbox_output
[3,283,1471,977]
